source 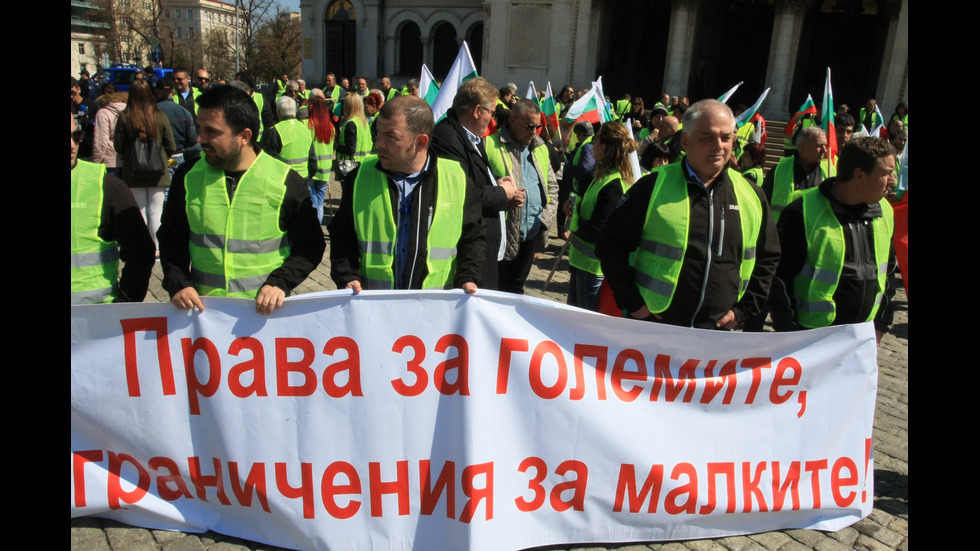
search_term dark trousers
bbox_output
[498,237,539,294]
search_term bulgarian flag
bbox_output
[786,94,816,137]
[735,87,770,128]
[821,67,837,165]
[751,113,767,146]
[869,104,886,138]
[430,41,479,121]
[563,81,612,124]
[419,64,440,106]
[541,82,560,131]
[718,81,743,104]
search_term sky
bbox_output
[279,0,301,14]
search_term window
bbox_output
[176,9,181,18]
[188,26,194,38]
[186,9,192,19]
[176,26,182,38]
[78,43,86,55]
[143,2,150,9]
[164,8,169,18]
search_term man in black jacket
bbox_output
[431,77,523,290]
[328,95,486,292]
[768,137,896,341]
[597,99,780,329]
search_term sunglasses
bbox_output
[72,129,85,144]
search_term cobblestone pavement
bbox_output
[72,185,908,551]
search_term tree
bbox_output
[236,0,276,74]
[251,11,302,82]
[93,0,166,66]
[202,29,236,81]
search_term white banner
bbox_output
[71,291,877,551]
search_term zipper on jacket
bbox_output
[852,219,869,318]
[405,200,424,289]
[691,191,715,327]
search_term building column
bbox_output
[384,32,397,76]
[420,36,431,70]
[763,0,808,117]
[300,0,318,84]
[876,0,908,109]
[662,0,700,96]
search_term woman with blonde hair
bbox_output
[336,92,372,163]
[114,80,176,253]
[306,95,335,223]
[566,121,636,311]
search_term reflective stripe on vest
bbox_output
[630,164,762,313]
[771,156,836,223]
[339,118,372,161]
[568,170,627,275]
[312,133,335,182]
[71,160,119,304]
[794,189,894,328]
[352,156,465,289]
[185,152,291,298]
[272,119,313,178]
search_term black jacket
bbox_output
[431,111,507,289]
[596,162,780,329]
[158,154,326,297]
[768,179,894,332]
[328,154,486,290]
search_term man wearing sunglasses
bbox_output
[71,114,155,304]
[484,99,558,294]
[195,69,211,92]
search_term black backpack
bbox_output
[128,128,166,179]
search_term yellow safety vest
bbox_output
[271,118,313,178]
[630,164,762,313]
[568,170,627,275]
[185,152,291,298]
[794,189,893,328]
[352,157,466,290]
[771,156,836,223]
[71,160,118,304]
[339,118,372,161]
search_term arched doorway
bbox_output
[432,22,458,78]
[398,22,422,78]
[324,0,356,81]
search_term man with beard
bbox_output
[158,86,325,315]
[328,95,485,292]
